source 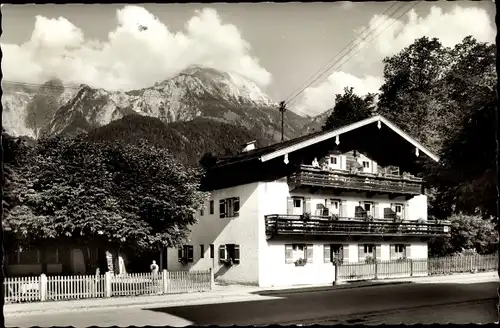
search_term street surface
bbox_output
[6,281,497,327]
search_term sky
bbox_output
[0,2,496,116]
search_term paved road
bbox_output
[6,281,497,327]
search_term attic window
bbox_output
[362,161,370,168]
[330,156,338,165]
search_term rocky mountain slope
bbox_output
[2,66,316,144]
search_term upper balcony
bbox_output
[288,165,423,196]
[265,214,451,239]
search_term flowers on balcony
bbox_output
[221,258,234,267]
[294,258,307,266]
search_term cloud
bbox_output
[1,6,271,90]
[297,4,495,115]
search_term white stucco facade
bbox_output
[167,177,431,287]
[167,182,262,285]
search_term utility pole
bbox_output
[279,101,287,142]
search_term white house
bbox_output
[166,115,451,287]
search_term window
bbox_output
[19,247,40,264]
[395,205,403,214]
[364,245,374,254]
[293,199,302,208]
[210,244,214,258]
[209,200,214,215]
[178,245,194,263]
[330,156,338,165]
[364,203,372,212]
[219,244,240,264]
[45,247,59,264]
[324,244,343,263]
[363,161,370,168]
[219,197,240,218]
[285,244,313,264]
[200,245,205,258]
[391,244,406,260]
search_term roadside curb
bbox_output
[254,281,412,296]
[4,293,274,317]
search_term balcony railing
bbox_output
[288,165,423,195]
[265,214,451,238]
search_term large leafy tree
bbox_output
[429,214,498,256]
[377,35,496,222]
[377,36,495,155]
[322,87,376,131]
[429,91,497,220]
[5,135,208,270]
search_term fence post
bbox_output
[104,271,112,297]
[374,261,378,279]
[209,268,215,290]
[40,273,47,302]
[410,259,413,277]
[162,269,168,294]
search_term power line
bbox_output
[285,1,420,108]
[282,2,400,105]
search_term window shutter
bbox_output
[390,245,396,261]
[285,244,293,264]
[324,244,331,263]
[402,204,407,221]
[358,245,365,263]
[305,197,312,214]
[306,244,314,263]
[218,245,227,261]
[405,244,412,259]
[342,244,350,262]
[178,248,183,260]
[341,155,346,170]
[374,202,380,219]
[233,245,240,264]
[375,244,381,261]
[187,246,194,262]
[287,198,294,215]
[210,200,214,214]
[219,200,226,218]
[340,201,348,218]
[233,198,240,217]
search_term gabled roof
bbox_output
[216,115,439,167]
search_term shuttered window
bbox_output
[210,244,214,258]
[324,244,343,263]
[391,244,406,260]
[375,244,381,261]
[200,245,205,258]
[220,198,240,218]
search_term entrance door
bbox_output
[292,197,304,215]
[71,249,86,274]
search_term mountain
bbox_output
[2,79,77,139]
[2,66,330,165]
[87,114,271,167]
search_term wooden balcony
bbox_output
[288,165,423,195]
[265,214,451,239]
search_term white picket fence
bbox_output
[4,269,214,304]
[338,254,498,282]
